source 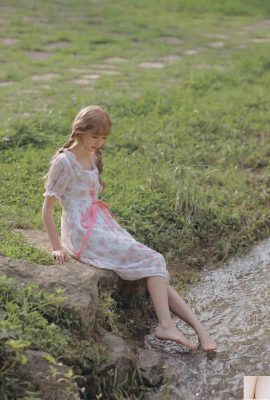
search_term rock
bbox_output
[137,348,165,386]
[13,349,81,399]
[96,335,167,393]
[0,254,120,338]
[143,391,164,400]
[0,253,147,340]
[0,229,147,339]
[98,332,137,381]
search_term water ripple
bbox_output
[145,237,270,399]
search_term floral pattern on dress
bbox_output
[43,148,171,282]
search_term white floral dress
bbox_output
[43,148,171,282]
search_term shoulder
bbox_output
[51,151,70,166]
[49,152,73,173]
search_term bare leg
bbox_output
[145,276,198,349]
[166,282,217,351]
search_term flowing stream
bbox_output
[145,237,270,400]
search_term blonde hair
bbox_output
[43,105,112,191]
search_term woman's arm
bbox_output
[255,376,270,399]
[244,376,257,400]
[42,197,62,251]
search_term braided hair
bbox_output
[43,105,112,192]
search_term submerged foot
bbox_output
[197,331,217,352]
[155,324,198,350]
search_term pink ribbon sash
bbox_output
[74,191,115,261]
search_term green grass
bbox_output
[1,0,270,398]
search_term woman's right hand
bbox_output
[52,249,69,264]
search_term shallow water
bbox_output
[145,238,270,400]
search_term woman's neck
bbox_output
[70,142,94,161]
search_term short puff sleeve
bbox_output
[43,156,72,201]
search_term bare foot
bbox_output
[155,324,198,350]
[198,332,217,352]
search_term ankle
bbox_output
[194,323,209,335]
[158,321,175,330]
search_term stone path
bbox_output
[0,18,270,90]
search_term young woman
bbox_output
[42,105,217,352]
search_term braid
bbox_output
[52,134,76,161]
[95,147,106,191]
[42,133,77,182]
